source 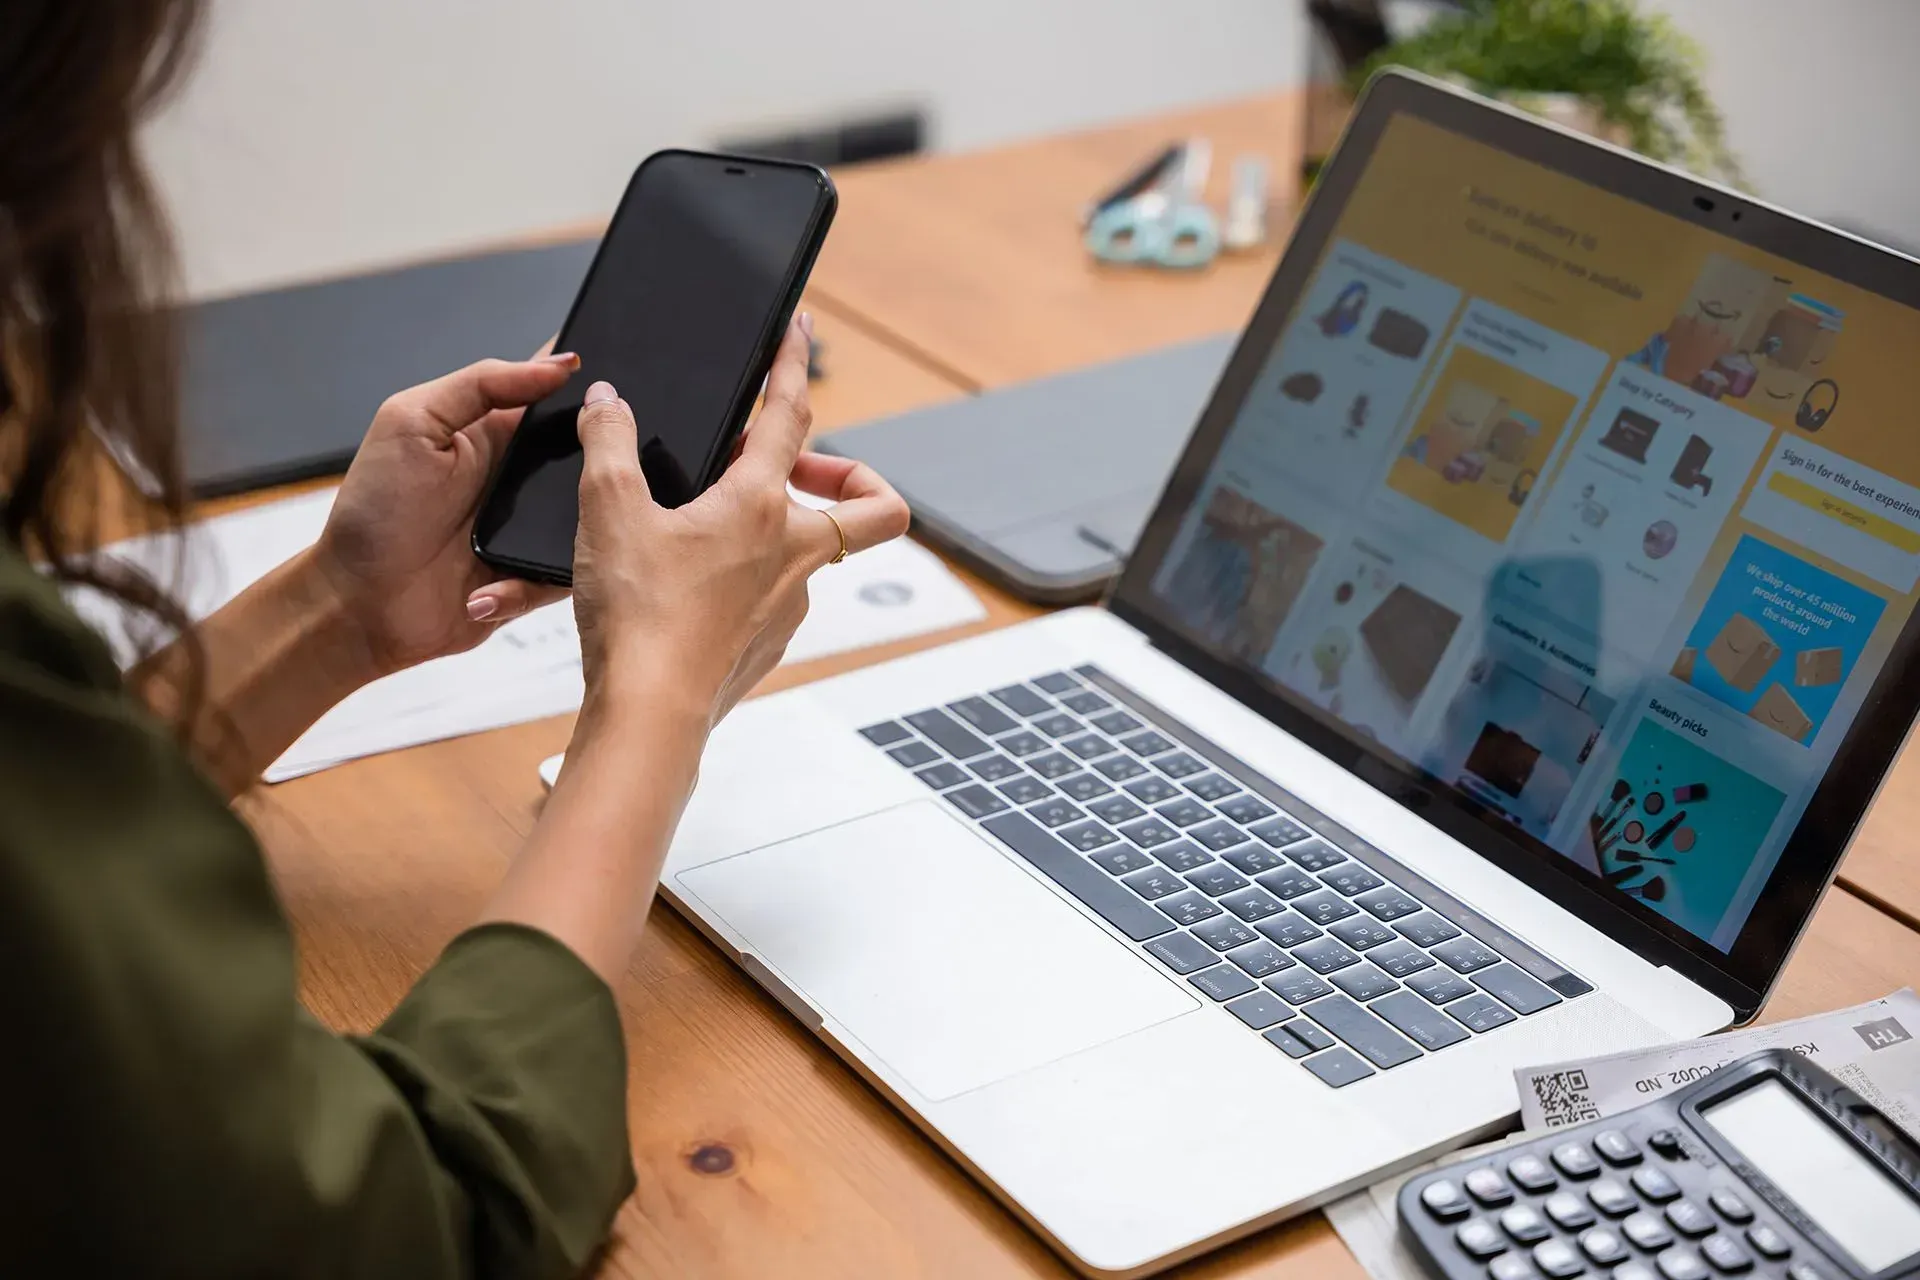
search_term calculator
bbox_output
[1398,1050,1920,1280]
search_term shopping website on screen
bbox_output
[1154,114,1920,951]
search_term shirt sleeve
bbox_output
[0,559,635,1279]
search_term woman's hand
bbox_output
[307,352,578,676]
[570,314,909,728]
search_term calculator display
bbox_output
[1703,1078,1920,1272]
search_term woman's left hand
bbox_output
[308,352,579,676]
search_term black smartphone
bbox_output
[472,150,837,584]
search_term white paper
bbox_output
[69,486,985,781]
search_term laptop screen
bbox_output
[1131,102,1920,966]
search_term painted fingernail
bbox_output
[798,311,815,340]
[541,351,581,367]
[584,380,617,406]
[466,596,499,621]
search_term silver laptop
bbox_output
[617,73,1920,1274]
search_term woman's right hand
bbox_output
[568,314,909,729]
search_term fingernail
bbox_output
[541,351,581,367]
[466,596,498,621]
[584,380,617,406]
[798,311,815,340]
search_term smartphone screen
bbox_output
[473,151,834,580]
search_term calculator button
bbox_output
[1699,1235,1751,1273]
[1544,1191,1596,1231]
[1618,1265,1658,1280]
[1594,1129,1643,1166]
[1500,1203,1551,1244]
[1552,1142,1602,1180]
[1633,1168,1682,1203]
[1648,1129,1685,1159]
[1507,1154,1558,1194]
[1664,1199,1715,1238]
[1657,1250,1710,1280]
[1532,1238,1584,1279]
[1456,1217,1507,1260]
[1580,1227,1630,1268]
[1744,1225,1790,1260]
[1785,1265,1829,1280]
[1624,1213,1674,1252]
[1465,1168,1513,1207]
[1489,1256,1533,1280]
[1590,1178,1637,1217]
[1707,1190,1752,1225]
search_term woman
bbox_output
[1,2,907,1275]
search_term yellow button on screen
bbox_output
[1767,472,1920,552]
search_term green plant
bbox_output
[1355,0,1743,184]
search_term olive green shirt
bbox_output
[0,539,635,1277]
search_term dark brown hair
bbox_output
[0,0,205,668]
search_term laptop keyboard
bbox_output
[859,664,1592,1089]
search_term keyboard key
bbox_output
[1227,991,1293,1030]
[969,754,1023,782]
[1257,913,1323,948]
[1500,1203,1551,1244]
[1124,775,1180,804]
[1618,1266,1660,1280]
[1186,773,1241,802]
[1329,917,1397,950]
[946,785,1011,819]
[1533,1238,1584,1279]
[1058,821,1119,851]
[1193,915,1259,952]
[1624,1213,1674,1252]
[1545,1191,1596,1231]
[1475,963,1562,1015]
[1489,1255,1534,1280]
[1658,1248,1710,1280]
[1188,820,1250,851]
[1248,814,1310,846]
[1027,751,1080,779]
[1466,1168,1514,1207]
[989,684,1053,717]
[1331,963,1398,1001]
[1322,865,1385,896]
[1265,970,1334,1005]
[1305,995,1421,1068]
[1155,752,1206,778]
[1271,1015,1337,1054]
[1189,965,1257,1001]
[1092,754,1149,782]
[1254,865,1320,900]
[1153,842,1213,873]
[1086,794,1144,824]
[1708,1190,1752,1225]
[1395,913,1462,947]
[1157,892,1221,926]
[1287,839,1348,872]
[948,696,1019,736]
[1060,690,1110,715]
[915,762,972,789]
[1216,794,1275,825]
[1744,1225,1789,1260]
[889,741,940,768]
[1118,818,1180,848]
[1032,712,1081,738]
[1032,671,1080,694]
[1063,733,1115,761]
[1144,932,1215,974]
[1155,798,1214,827]
[1123,866,1185,900]
[1448,993,1518,1032]
[1222,844,1285,875]
[1355,886,1423,920]
[980,811,1175,942]
[1185,862,1249,897]
[1632,1168,1682,1203]
[1220,886,1286,922]
[1120,730,1174,757]
[1367,940,1436,978]
[1407,969,1477,1004]
[1581,1226,1630,1268]
[861,720,913,745]
[1433,936,1502,973]
[1456,1217,1507,1260]
[1292,890,1358,925]
[1508,1154,1558,1195]
[1594,1130,1643,1167]
[1700,1235,1750,1274]
[1058,773,1113,801]
[1552,1142,1602,1180]
[1665,1200,1714,1238]
[905,708,992,759]
[1421,1180,1471,1222]
[1302,1047,1376,1087]
[1227,941,1294,978]
[1027,797,1084,828]
[1292,936,1361,974]
[1590,1178,1638,1217]
[1090,709,1141,735]
[997,775,1053,806]
[1371,991,1469,1051]
[1090,845,1155,876]
[997,730,1049,758]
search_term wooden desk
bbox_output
[241,98,1920,1280]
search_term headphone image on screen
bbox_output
[1796,378,1839,431]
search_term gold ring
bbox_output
[821,507,848,564]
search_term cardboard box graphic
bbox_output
[1705,614,1780,693]
[1795,647,1844,688]
[1750,683,1813,743]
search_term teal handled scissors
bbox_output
[1083,138,1220,270]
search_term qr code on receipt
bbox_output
[1532,1069,1601,1127]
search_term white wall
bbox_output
[145,0,1308,300]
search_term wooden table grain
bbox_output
[226,95,1920,1279]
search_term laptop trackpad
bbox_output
[676,800,1197,1101]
